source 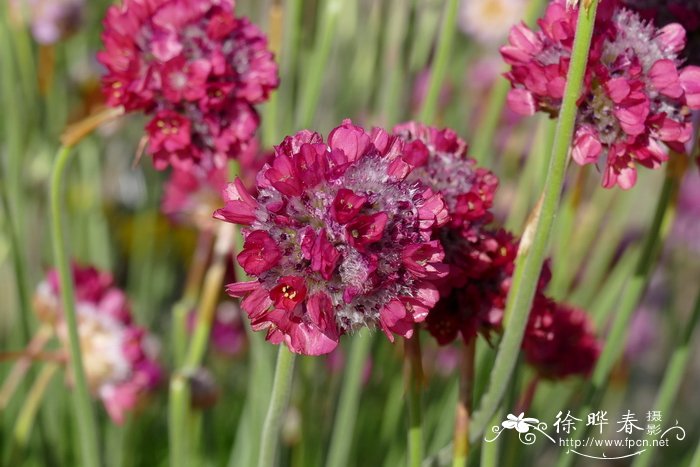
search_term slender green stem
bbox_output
[295,0,342,128]
[169,376,191,467]
[452,339,476,467]
[480,410,503,467]
[183,224,235,369]
[418,0,459,124]
[49,145,101,467]
[258,346,296,467]
[377,0,410,126]
[469,1,600,442]
[632,289,700,467]
[555,157,686,467]
[404,333,423,467]
[325,334,373,467]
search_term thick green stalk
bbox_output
[404,334,424,467]
[418,0,459,124]
[258,346,296,467]
[325,334,373,467]
[555,158,685,467]
[295,0,342,128]
[49,146,101,467]
[632,289,700,467]
[168,376,191,467]
[469,1,600,442]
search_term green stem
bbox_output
[325,334,373,467]
[418,0,459,124]
[49,145,101,467]
[13,364,58,448]
[258,346,296,467]
[295,0,342,128]
[469,0,600,443]
[452,339,476,467]
[555,157,686,467]
[168,376,191,467]
[404,333,423,467]
[632,289,700,467]
[183,223,235,369]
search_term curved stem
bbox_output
[418,0,459,124]
[469,0,600,443]
[50,145,101,466]
[325,334,373,467]
[404,332,424,467]
[258,345,296,467]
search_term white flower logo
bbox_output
[501,413,540,433]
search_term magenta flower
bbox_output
[98,0,278,170]
[214,120,449,355]
[523,296,600,379]
[161,139,271,230]
[34,264,162,424]
[501,0,700,189]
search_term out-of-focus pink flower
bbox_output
[523,296,600,379]
[458,0,527,46]
[10,0,84,44]
[215,120,449,355]
[672,170,700,253]
[98,0,278,170]
[161,139,272,230]
[34,264,162,424]
[187,302,246,357]
[501,0,700,189]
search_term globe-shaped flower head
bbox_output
[214,120,450,355]
[501,0,700,189]
[98,0,279,170]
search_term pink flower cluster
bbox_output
[99,0,278,170]
[395,122,599,380]
[215,120,450,355]
[215,119,601,378]
[501,0,700,189]
[34,264,162,424]
[161,138,271,230]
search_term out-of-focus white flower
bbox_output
[458,0,527,45]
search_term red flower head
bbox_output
[98,0,278,170]
[501,0,700,189]
[523,296,601,379]
[215,120,449,355]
